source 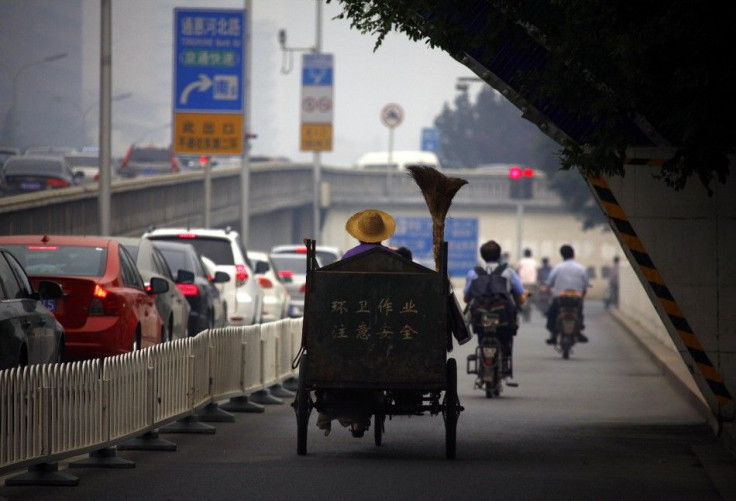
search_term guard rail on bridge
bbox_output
[0,163,562,238]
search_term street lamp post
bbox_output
[8,52,68,147]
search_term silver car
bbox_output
[268,252,322,318]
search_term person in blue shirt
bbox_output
[545,244,589,344]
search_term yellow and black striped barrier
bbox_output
[587,174,732,409]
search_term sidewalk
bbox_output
[609,308,736,456]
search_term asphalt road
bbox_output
[2,302,735,501]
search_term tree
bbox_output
[328,0,735,195]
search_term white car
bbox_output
[247,250,290,322]
[143,227,264,326]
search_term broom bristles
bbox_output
[407,166,468,271]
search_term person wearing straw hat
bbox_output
[314,209,396,438]
[342,209,397,259]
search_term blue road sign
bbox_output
[302,54,334,86]
[174,8,245,113]
[392,217,478,277]
[421,127,440,152]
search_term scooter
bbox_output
[466,312,516,398]
[553,291,583,360]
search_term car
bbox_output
[118,145,180,177]
[1,155,84,195]
[0,147,20,168]
[143,228,264,326]
[150,240,228,336]
[0,247,66,369]
[112,236,192,342]
[64,151,117,183]
[247,250,290,322]
[268,252,322,318]
[0,235,168,361]
[270,244,342,266]
[23,146,78,158]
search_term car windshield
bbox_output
[65,155,99,167]
[148,235,234,265]
[4,244,107,277]
[129,148,169,162]
[269,255,309,274]
[4,159,63,174]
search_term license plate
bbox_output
[21,181,42,190]
[42,299,56,313]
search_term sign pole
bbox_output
[241,0,252,245]
[312,0,323,241]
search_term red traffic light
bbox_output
[199,155,208,167]
[522,167,534,177]
[509,165,522,180]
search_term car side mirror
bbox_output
[176,269,195,283]
[213,271,230,283]
[37,280,64,300]
[147,276,169,295]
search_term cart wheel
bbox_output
[444,357,459,460]
[296,354,310,456]
[374,413,384,446]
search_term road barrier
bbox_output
[0,318,302,481]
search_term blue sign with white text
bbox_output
[174,8,245,113]
[421,127,440,152]
[392,217,478,277]
[302,54,334,86]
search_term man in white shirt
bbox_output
[545,244,589,343]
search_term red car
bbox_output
[0,235,168,361]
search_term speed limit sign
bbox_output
[380,103,404,129]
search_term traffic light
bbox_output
[509,165,534,199]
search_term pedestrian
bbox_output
[606,255,620,309]
[544,244,589,344]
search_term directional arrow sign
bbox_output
[180,74,213,105]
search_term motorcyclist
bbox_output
[464,240,527,376]
[545,244,589,344]
[515,248,538,320]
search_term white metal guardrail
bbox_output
[0,318,302,477]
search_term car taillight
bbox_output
[88,284,121,315]
[299,283,306,293]
[278,270,294,280]
[257,276,273,289]
[176,283,200,296]
[294,247,308,253]
[235,264,248,287]
[177,233,197,239]
[47,178,69,188]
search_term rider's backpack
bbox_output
[467,264,518,335]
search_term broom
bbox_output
[406,166,468,272]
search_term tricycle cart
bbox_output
[294,240,462,459]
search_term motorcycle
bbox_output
[553,291,583,359]
[466,312,515,398]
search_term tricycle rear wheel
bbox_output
[444,357,459,460]
[374,413,384,446]
[296,354,309,455]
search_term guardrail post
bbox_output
[159,353,215,434]
[197,344,235,423]
[268,336,294,399]
[248,338,282,405]
[221,340,264,413]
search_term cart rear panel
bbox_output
[304,257,447,389]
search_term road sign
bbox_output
[173,8,245,154]
[421,127,440,152]
[174,113,242,154]
[301,53,334,152]
[392,217,478,277]
[381,103,404,129]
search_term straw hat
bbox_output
[345,209,396,243]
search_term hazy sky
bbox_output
[82,0,476,164]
